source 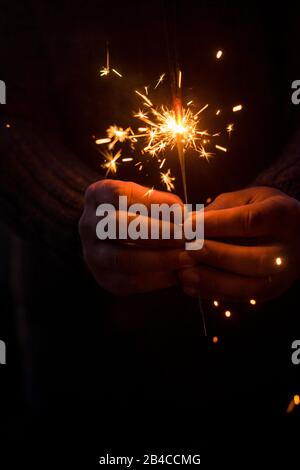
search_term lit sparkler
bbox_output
[95,45,244,337]
[96,71,236,197]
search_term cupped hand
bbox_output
[79,179,194,295]
[180,187,300,300]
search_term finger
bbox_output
[113,210,185,248]
[205,187,284,211]
[81,208,185,249]
[189,240,286,277]
[203,200,283,238]
[179,265,289,301]
[205,189,253,211]
[86,243,196,274]
[86,179,183,209]
[95,270,178,295]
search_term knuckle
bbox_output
[98,179,121,204]
[89,179,124,205]
[243,206,263,234]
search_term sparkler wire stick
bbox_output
[163,1,207,335]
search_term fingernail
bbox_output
[179,252,197,267]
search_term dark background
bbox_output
[0,0,300,466]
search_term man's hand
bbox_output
[180,187,300,300]
[79,179,194,295]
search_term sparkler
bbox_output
[96,70,233,198]
[96,44,241,337]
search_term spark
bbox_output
[122,157,133,162]
[199,146,215,160]
[160,169,175,191]
[135,90,153,107]
[159,158,166,169]
[216,109,221,115]
[250,299,256,305]
[275,257,283,266]
[212,336,219,344]
[227,123,234,136]
[213,300,219,307]
[187,100,193,106]
[233,104,243,112]
[196,104,209,115]
[101,148,122,176]
[100,66,110,77]
[112,68,122,77]
[144,187,154,197]
[95,137,111,145]
[178,70,182,89]
[100,45,110,76]
[215,144,227,152]
[216,50,223,59]
[100,45,122,78]
[154,73,166,89]
[104,125,133,149]
[287,394,300,413]
[225,310,231,318]
[5,123,11,128]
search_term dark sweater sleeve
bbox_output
[0,121,99,263]
[254,129,300,201]
[0,1,99,264]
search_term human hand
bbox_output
[180,187,300,300]
[79,179,194,295]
